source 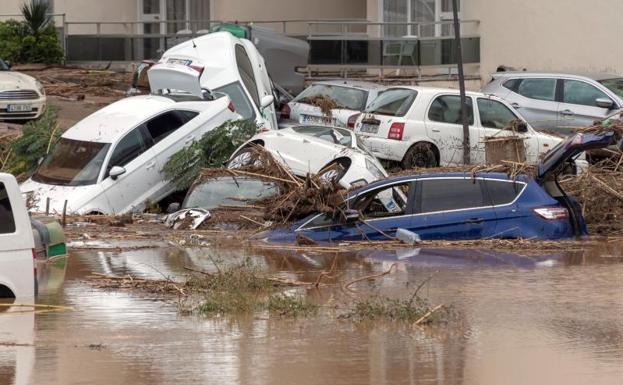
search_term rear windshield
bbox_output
[0,182,16,233]
[32,138,110,186]
[365,88,417,117]
[183,177,279,209]
[598,78,623,99]
[293,84,368,111]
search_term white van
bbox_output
[21,87,240,215]
[156,31,278,130]
[0,173,35,299]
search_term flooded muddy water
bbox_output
[2,239,623,385]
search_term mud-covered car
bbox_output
[227,124,388,189]
[254,131,619,243]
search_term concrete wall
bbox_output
[464,0,623,83]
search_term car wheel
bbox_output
[318,160,349,185]
[227,146,262,169]
[401,143,437,169]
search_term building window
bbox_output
[41,0,54,12]
[381,0,463,37]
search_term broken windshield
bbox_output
[183,176,279,210]
[32,138,110,186]
[365,88,417,116]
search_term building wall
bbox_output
[464,0,623,82]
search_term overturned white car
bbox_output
[227,124,388,188]
[21,76,241,215]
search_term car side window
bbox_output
[428,95,474,125]
[145,110,198,144]
[484,180,524,205]
[356,182,412,219]
[477,98,519,129]
[417,179,485,213]
[107,128,150,172]
[0,182,16,234]
[563,80,610,107]
[502,78,521,92]
[235,45,260,107]
[516,78,557,101]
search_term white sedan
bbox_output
[227,124,388,189]
[0,58,46,121]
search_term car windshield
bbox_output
[32,138,110,186]
[365,88,417,116]
[598,78,623,99]
[0,59,8,71]
[214,81,256,121]
[293,84,368,111]
[182,176,279,209]
[290,126,353,147]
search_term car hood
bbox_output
[537,131,621,180]
[0,71,37,92]
[20,179,104,215]
[148,63,203,97]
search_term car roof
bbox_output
[313,80,387,91]
[61,95,176,143]
[491,71,623,81]
[384,85,493,99]
[349,172,525,196]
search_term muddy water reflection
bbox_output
[1,240,623,384]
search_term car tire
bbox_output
[227,146,263,169]
[401,143,438,169]
[318,159,349,185]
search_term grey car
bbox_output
[481,72,623,134]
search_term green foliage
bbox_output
[163,119,258,190]
[21,0,52,36]
[0,3,63,65]
[268,294,318,317]
[3,106,61,175]
[348,294,450,324]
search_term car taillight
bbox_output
[189,65,205,76]
[280,103,290,120]
[347,113,361,129]
[258,127,270,133]
[387,122,405,140]
[534,207,568,220]
[228,101,236,112]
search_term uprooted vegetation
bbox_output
[298,95,344,117]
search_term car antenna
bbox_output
[192,39,197,48]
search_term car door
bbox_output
[483,178,526,238]
[424,94,481,165]
[100,125,160,214]
[411,177,497,240]
[295,182,415,242]
[558,79,616,131]
[502,78,560,130]
[475,97,539,163]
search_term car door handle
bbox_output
[145,161,156,170]
[511,103,520,109]
[464,217,484,224]
[431,129,440,133]
[561,109,574,116]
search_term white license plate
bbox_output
[300,114,336,126]
[7,104,32,112]
[360,123,379,133]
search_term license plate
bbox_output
[300,114,336,126]
[360,123,379,133]
[7,104,32,112]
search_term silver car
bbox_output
[481,72,623,134]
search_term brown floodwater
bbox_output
[2,239,623,385]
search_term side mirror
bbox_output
[109,166,126,180]
[260,95,275,110]
[166,202,180,214]
[596,98,614,109]
[516,121,528,133]
[341,209,360,223]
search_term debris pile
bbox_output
[298,95,342,116]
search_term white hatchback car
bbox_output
[21,90,240,215]
[0,58,46,121]
[157,31,278,131]
[353,86,563,169]
[284,80,386,128]
[228,125,388,188]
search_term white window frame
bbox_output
[379,0,464,37]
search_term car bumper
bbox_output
[0,96,46,120]
[358,135,410,162]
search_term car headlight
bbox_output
[35,80,45,96]
[366,158,385,180]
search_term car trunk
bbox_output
[537,131,620,235]
[148,63,203,97]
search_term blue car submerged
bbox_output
[256,131,619,243]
